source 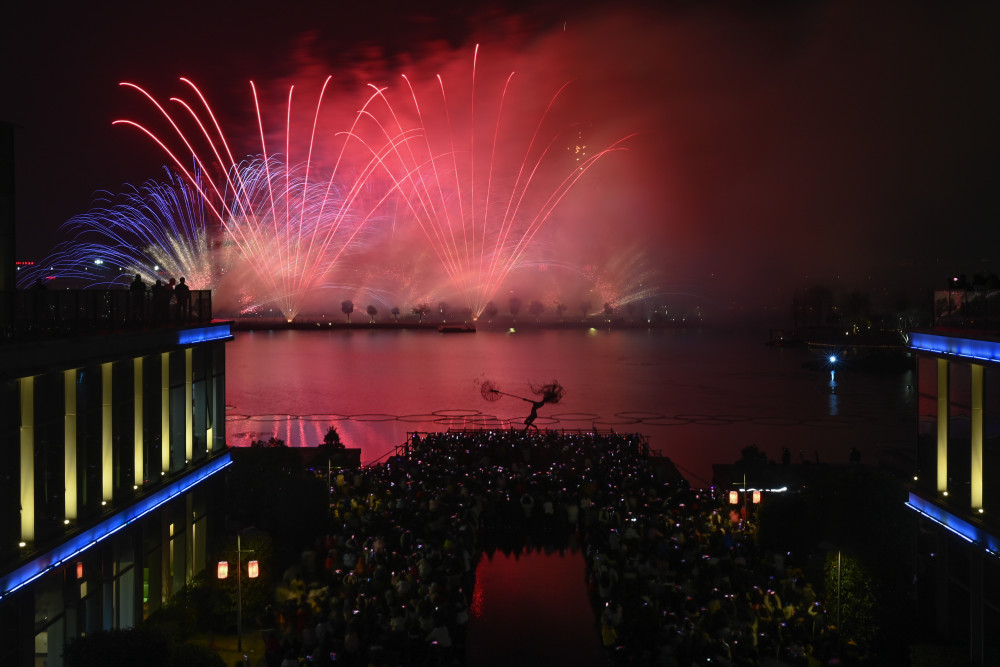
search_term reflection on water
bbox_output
[466,549,604,666]
[829,370,839,416]
[225,328,914,484]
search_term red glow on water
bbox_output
[466,549,603,665]
[470,578,485,618]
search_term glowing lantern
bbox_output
[752,490,762,504]
[247,560,259,579]
[217,561,229,579]
[728,490,739,505]
[76,562,84,579]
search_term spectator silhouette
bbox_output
[129,273,146,323]
[150,280,167,324]
[165,278,176,321]
[174,277,191,321]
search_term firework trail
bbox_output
[524,246,668,314]
[114,77,417,321]
[18,167,217,290]
[368,45,635,318]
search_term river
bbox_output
[224,326,915,486]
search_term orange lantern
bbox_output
[247,560,259,579]
[76,562,84,579]
[752,490,762,504]
[728,490,739,505]
[217,561,229,579]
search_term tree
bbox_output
[509,296,522,321]
[323,425,344,449]
[412,303,431,322]
[825,550,878,655]
[756,465,915,662]
[366,304,378,324]
[603,302,614,319]
[528,300,546,321]
[390,306,400,322]
[483,301,499,322]
[555,302,567,321]
[341,299,354,323]
[580,300,592,320]
[438,301,450,322]
[316,426,348,472]
[212,529,276,635]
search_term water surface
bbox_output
[225,327,914,484]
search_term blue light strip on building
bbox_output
[909,332,1000,364]
[0,451,232,601]
[905,492,1000,557]
[178,323,233,345]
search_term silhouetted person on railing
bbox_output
[129,274,146,324]
[32,278,51,330]
[174,277,191,322]
[165,278,176,321]
[151,280,167,324]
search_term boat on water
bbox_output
[438,324,476,333]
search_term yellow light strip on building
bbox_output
[20,376,34,543]
[162,352,170,475]
[64,370,77,521]
[102,362,113,503]
[134,357,144,488]
[937,358,948,493]
[972,363,984,510]
[185,348,193,462]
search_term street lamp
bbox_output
[217,532,258,653]
[729,474,763,528]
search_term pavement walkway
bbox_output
[189,630,267,667]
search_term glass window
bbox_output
[917,356,937,397]
[34,373,66,542]
[950,362,972,409]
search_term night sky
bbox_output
[3,0,999,321]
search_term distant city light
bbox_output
[829,355,837,363]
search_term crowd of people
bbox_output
[129,273,194,323]
[257,429,842,667]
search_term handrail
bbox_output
[0,289,213,342]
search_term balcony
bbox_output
[0,289,213,343]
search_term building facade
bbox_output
[909,330,1000,666]
[0,291,232,666]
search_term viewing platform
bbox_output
[0,288,214,343]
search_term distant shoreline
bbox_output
[228,318,700,332]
